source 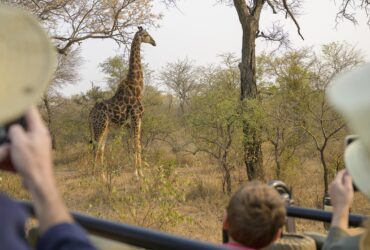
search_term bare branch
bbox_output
[266,0,277,14]
[282,0,304,40]
[328,124,346,138]
[5,0,171,55]
[301,125,321,151]
[335,0,370,25]
[336,0,358,24]
[256,22,290,49]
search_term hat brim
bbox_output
[0,6,57,124]
[345,140,370,199]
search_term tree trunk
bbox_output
[233,0,265,180]
[320,148,329,195]
[225,168,232,195]
[221,161,232,196]
[240,17,263,180]
[43,95,57,150]
[274,143,281,179]
[179,100,185,115]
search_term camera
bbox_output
[345,135,359,192]
[0,117,27,145]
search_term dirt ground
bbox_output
[1,143,369,245]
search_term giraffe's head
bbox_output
[136,26,156,46]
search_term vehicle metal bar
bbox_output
[18,200,224,250]
[286,206,366,227]
[19,201,368,248]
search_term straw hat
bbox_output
[327,63,370,199]
[0,5,57,124]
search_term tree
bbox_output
[100,55,129,91]
[99,54,154,92]
[336,0,370,25]
[42,48,82,149]
[187,60,241,195]
[229,0,304,180]
[159,58,201,115]
[83,83,109,104]
[299,42,363,194]
[257,49,314,179]
[258,92,305,179]
[5,0,176,148]
[258,42,363,194]
[5,0,177,55]
[141,86,176,150]
[224,0,369,181]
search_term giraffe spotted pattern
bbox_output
[89,27,156,178]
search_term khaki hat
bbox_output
[0,5,57,124]
[327,63,370,199]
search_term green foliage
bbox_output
[4,39,365,234]
[34,41,365,199]
[255,50,315,177]
[187,61,242,194]
[159,58,203,114]
[110,163,185,230]
[51,97,91,147]
[99,55,128,90]
[256,42,363,191]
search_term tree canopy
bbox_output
[4,0,176,54]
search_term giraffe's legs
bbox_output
[89,105,109,172]
[97,125,109,165]
[98,125,109,182]
[90,123,99,175]
[132,116,143,178]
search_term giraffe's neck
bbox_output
[127,35,143,85]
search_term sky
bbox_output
[62,0,370,96]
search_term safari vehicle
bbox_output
[22,180,368,250]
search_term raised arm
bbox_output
[1,106,96,250]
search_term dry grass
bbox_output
[1,141,370,245]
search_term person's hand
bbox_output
[328,169,354,230]
[7,107,55,191]
[329,169,354,211]
[6,107,72,232]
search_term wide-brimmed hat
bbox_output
[327,63,370,199]
[0,5,56,124]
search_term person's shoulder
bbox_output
[334,235,361,249]
[323,232,361,250]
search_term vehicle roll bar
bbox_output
[18,200,225,250]
[286,206,366,227]
[19,200,368,249]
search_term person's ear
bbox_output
[273,228,283,242]
[223,213,229,230]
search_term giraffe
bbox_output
[89,26,156,178]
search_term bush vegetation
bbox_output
[1,42,370,243]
